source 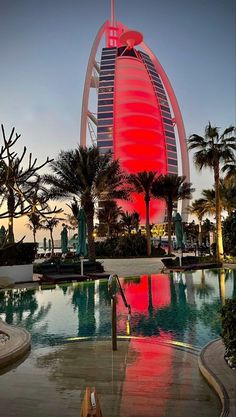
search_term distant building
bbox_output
[80,4,190,223]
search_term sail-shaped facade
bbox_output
[80,18,190,223]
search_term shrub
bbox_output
[161,255,219,269]
[223,212,236,256]
[33,259,104,274]
[114,235,147,257]
[221,299,236,368]
[95,235,165,257]
[0,242,37,266]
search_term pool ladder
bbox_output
[108,274,131,351]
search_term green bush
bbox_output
[223,212,236,256]
[161,255,219,269]
[95,235,166,258]
[0,242,37,266]
[33,259,104,274]
[221,299,236,368]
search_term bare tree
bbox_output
[0,124,60,243]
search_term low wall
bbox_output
[0,320,31,370]
[0,264,33,283]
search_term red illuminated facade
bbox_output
[80,15,190,223]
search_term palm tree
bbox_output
[44,146,128,261]
[152,174,194,255]
[201,183,236,217]
[25,182,62,245]
[26,213,42,243]
[97,200,122,237]
[41,217,63,255]
[222,162,236,184]
[120,211,139,235]
[132,211,140,233]
[128,171,158,256]
[220,182,236,216]
[188,199,208,246]
[188,122,236,261]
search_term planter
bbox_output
[0,264,33,283]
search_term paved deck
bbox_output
[100,257,165,277]
[199,339,236,417]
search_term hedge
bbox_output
[221,299,236,369]
[0,242,37,266]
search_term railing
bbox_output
[108,274,131,351]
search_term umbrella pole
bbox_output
[80,256,84,275]
[178,249,182,267]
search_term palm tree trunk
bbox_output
[50,229,54,255]
[199,219,202,246]
[214,165,224,262]
[167,200,173,256]
[33,228,36,244]
[145,198,151,256]
[7,191,15,244]
[86,209,96,262]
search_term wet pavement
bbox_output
[0,339,221,417]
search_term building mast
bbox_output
[111,0,115,26]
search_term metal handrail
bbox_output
[108,274,131,311]
[108,274,131,350]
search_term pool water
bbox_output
[0,268,235,350]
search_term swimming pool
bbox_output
[0,268,235,350]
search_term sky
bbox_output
[0,0,235,242]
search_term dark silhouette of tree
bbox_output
[128,171,158,256]
[97,200,123,237]
[0,124,60,243]
[120,210,140,236]
[152,174,194,255]
[188,122,236,261]
[41,216,64,255]
[44,146,129,261]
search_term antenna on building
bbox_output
[111,0,115,26]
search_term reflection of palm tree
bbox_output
[205,268,229,304]
[198,300,222,336]
[0,288,51,346]
[218,269,226,306]
[132,276,197,339]
[194,270,214,299]
[131,276,159,337]
[0,289,38,323]
[71,282,96,337]
[232,269,236,299]
[21,304,52,346]
[155,276,197,337]
[178,277,187,304]
[147,276,153,315]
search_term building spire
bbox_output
[111,0,115,27]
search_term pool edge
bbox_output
[0,319,31,370]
